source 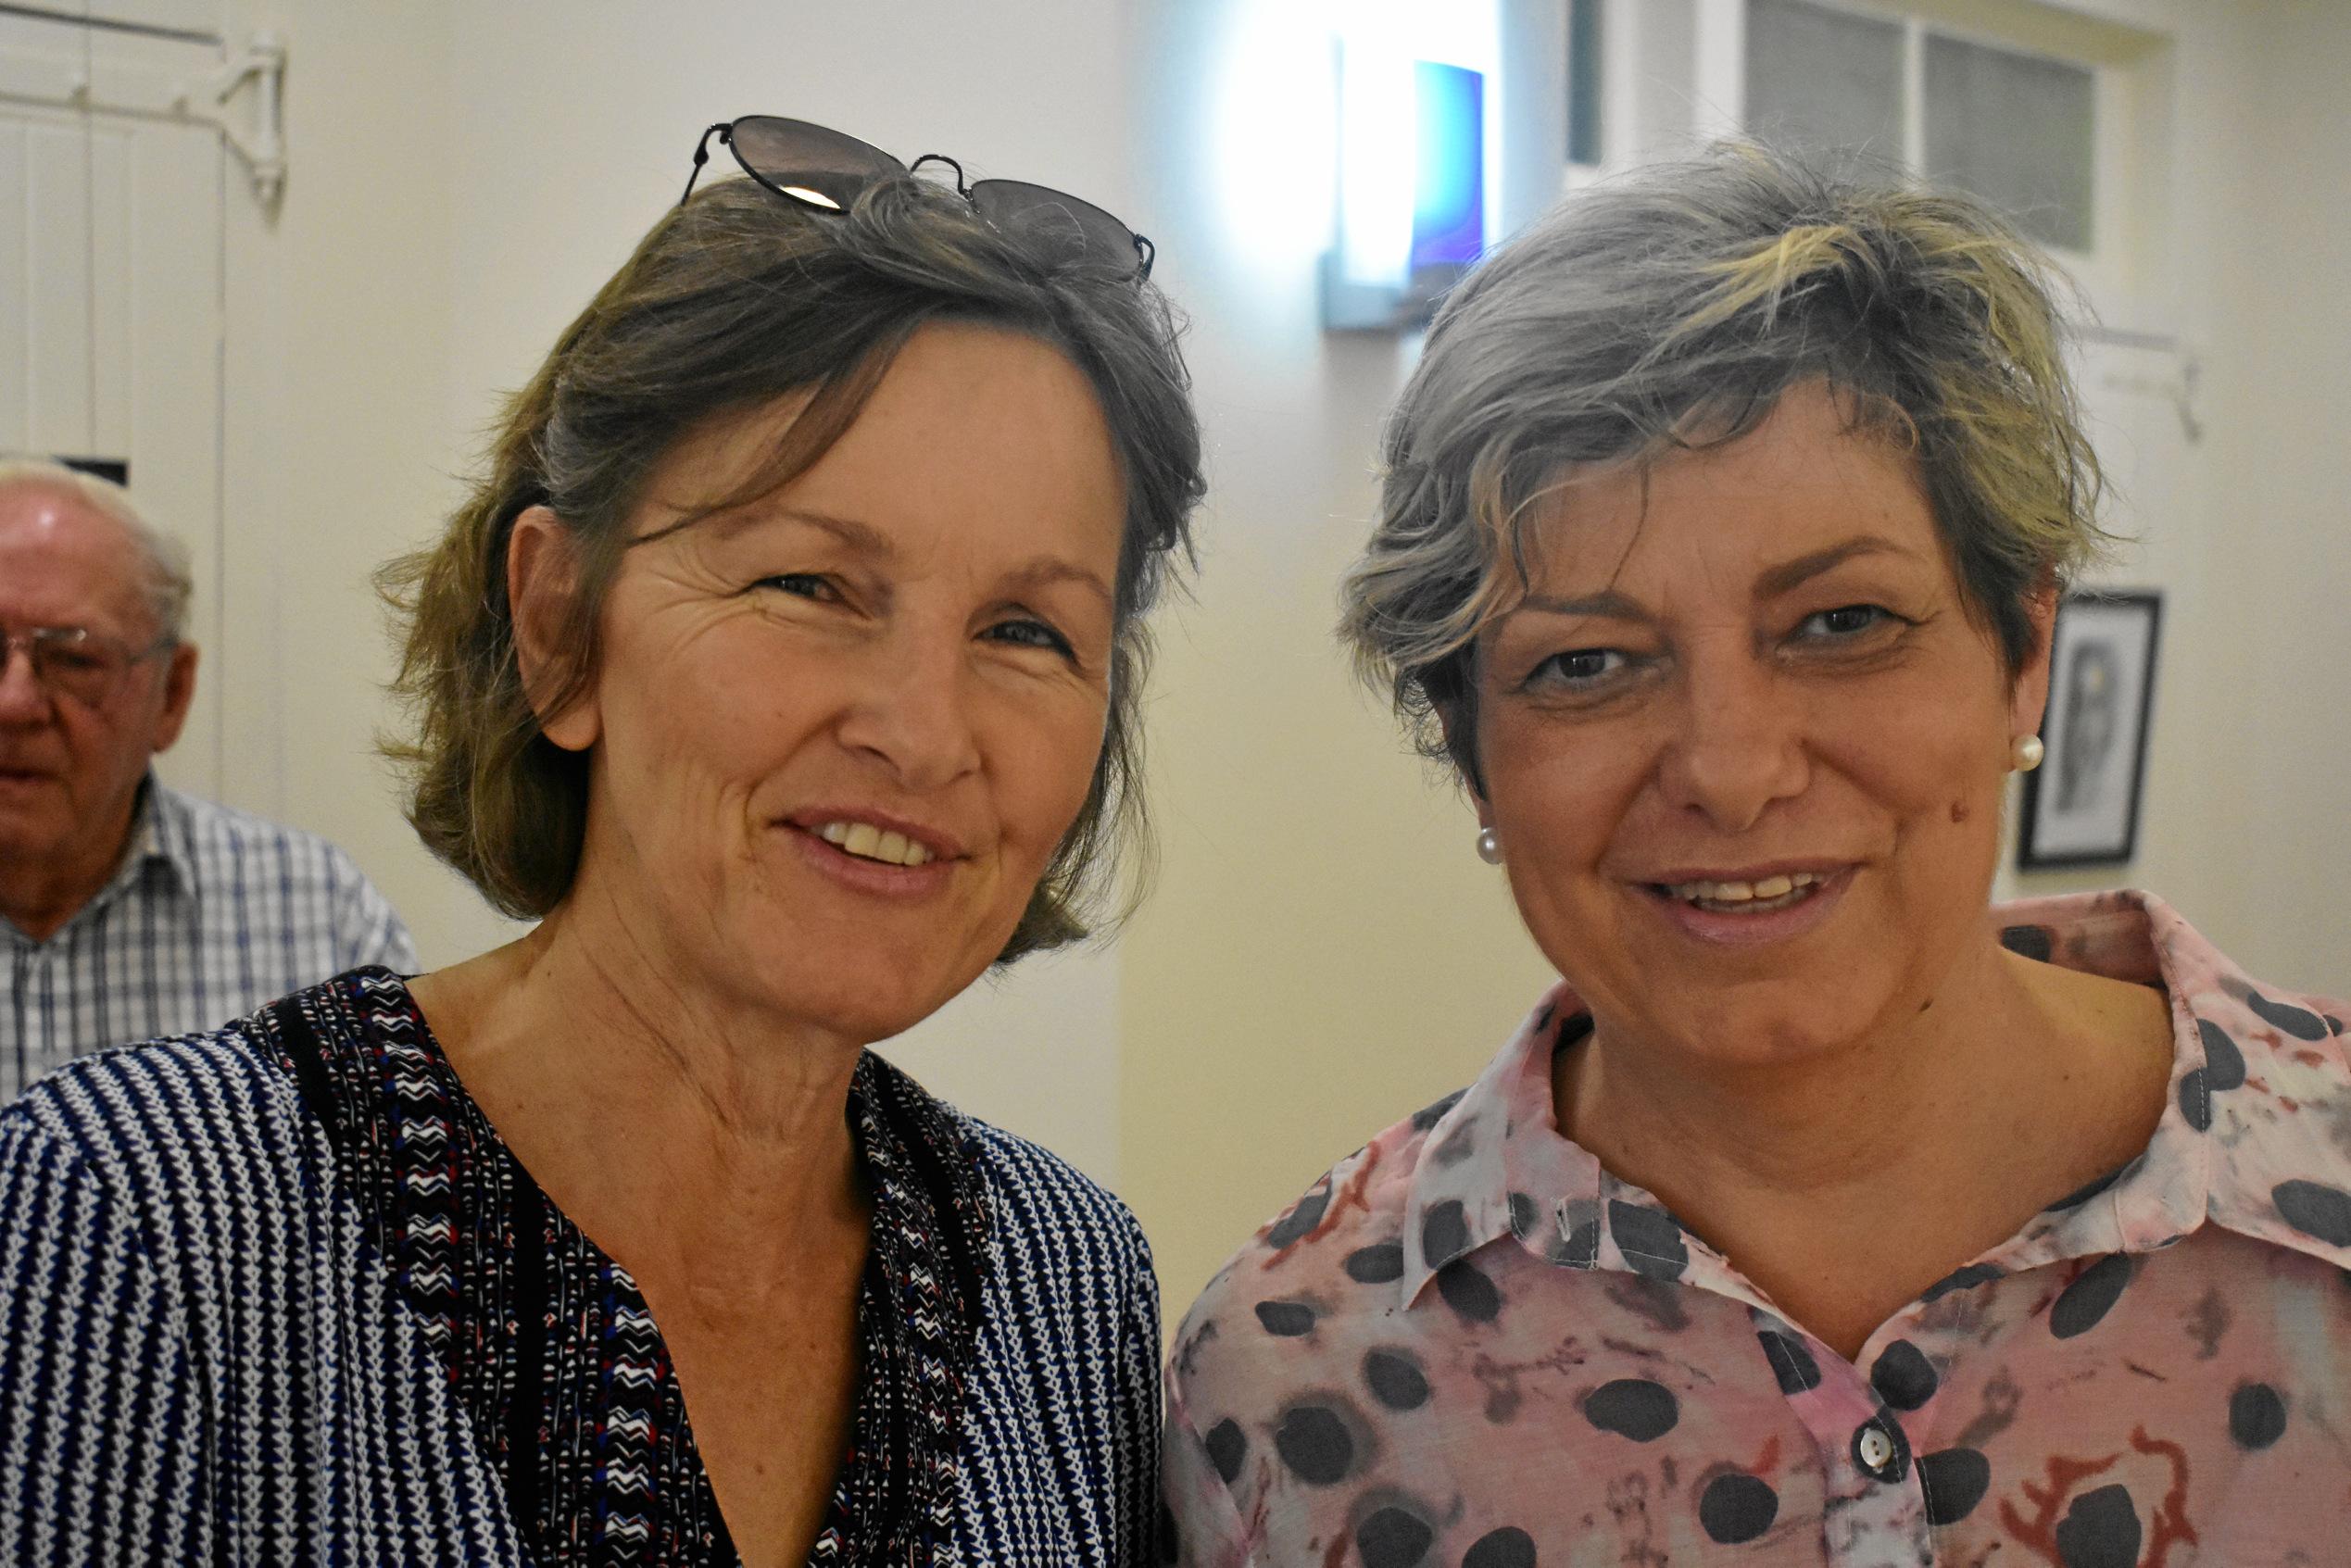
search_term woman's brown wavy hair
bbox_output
[380,176,1202,960]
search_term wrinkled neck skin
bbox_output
[0,788,137,943]
[411,859,870,1324]
[1555,932,2170,1348]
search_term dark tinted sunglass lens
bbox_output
[971,180,1147,276]
[728,116,903,212]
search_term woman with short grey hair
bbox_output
[2,117,1201,1565]
[1165,144,2345,1565]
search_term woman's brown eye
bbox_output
[1535,648,1628,686]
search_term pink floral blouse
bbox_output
[1161,892,2350,1567]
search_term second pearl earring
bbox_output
[2013,734,2045,772]
[1476,827,1503,865]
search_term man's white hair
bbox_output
[0,457,194,641]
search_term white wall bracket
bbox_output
[177,31,285,212]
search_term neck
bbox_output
[0,784,141,942]
[414,874,870,1315]
[1562,936,2052,1217]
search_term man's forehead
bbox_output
[0,483,155,621]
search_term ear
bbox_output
[507,506,601,753]
[2008,579,2059,742]
[147,642,199,754]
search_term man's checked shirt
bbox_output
[3,775,415,1097]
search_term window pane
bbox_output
[1924,32,2094,250]
[1744,0,1904,162]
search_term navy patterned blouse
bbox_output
[0,968,1160,1565]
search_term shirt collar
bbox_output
[132,775,200,892]
[1398,890,2351,1311]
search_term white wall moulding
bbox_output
[181,28,279,208]
[0,11,281,210]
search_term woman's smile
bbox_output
[782,806,966,897]
[1628,861,1858,947]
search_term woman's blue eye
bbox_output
[988,619,1075,657]
[761,573,834,599]
[1802,604,1890,638]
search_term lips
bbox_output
[1634,863,1858,947]
[811,819,937,868]
[784,809,966,867]
[1658,870,1826,912]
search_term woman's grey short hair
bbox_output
[381,175,1203,961]
[1338,143,2109,790]
[0,457,195,642]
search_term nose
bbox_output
[1655,654,1809,834]
[0,643,51,725]
[833,629,984,794]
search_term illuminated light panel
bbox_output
[1325,53,1488,329]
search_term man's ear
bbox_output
[147,642,199,754]
[2010,579,2059,743]
[508,507,599,753]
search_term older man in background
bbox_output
[0,459,414,1097]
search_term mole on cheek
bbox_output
[1949,798,1970,824]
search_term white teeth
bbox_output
[1664,870,1823,905]
[812,821,937,867]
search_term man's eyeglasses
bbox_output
[681,116,1155,281]
[0,625,173,707]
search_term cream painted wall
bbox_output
[218,0,488,964]
[2206,0,2351,990]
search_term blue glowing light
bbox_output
[1410,61,1484,271]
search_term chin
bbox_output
[1650,972,1896,1068]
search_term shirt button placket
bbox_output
[1817,1410,1935,1567]
[1851,1414,1906,1482]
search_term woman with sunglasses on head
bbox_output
[1162,144,2345,1565]
[0,119,1198,1566]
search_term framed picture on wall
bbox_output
[2018,590,2163,869]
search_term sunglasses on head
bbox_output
[681,116,1155,281]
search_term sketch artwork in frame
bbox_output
[2018,590,2163,869]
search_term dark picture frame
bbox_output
[2018,590,2163,870]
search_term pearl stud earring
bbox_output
[1476,827,1503,865]
[2012,734,2045,772]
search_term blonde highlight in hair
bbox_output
[1339,143,2108,789]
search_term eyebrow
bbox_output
[763,507,896,557]
[1508,535,1917,622]
[1000,558,1115,609]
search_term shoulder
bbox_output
[962,1112,1154,1288]
[1169,1085,1456,1387]
[156,785,380,891]
[2,1014,320,1239]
